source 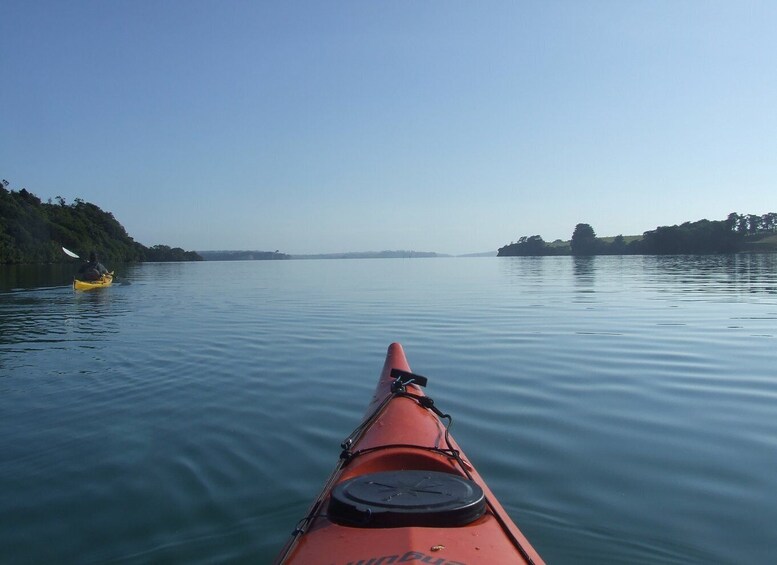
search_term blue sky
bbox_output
[2,1,775,254]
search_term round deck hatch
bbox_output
[328,470,486,528]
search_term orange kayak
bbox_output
[275,342,545,564]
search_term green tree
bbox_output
[571,223,598,255]
[746,214,761,234]
[726,212,743,233]
[497,235,557,256]
[608,235,627,254]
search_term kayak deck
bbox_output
[275,343,544,564]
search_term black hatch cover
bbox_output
[328,470,486,528]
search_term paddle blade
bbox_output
[62,246,80,259]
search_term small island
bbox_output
[498,213,777,257]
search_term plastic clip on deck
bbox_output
[389,368,428,393]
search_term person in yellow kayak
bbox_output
[78,251,110,281]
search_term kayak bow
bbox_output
[275,343,544,565]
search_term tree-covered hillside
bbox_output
[0,181,201,264]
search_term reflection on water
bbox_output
[0,263,76,292]
[646,253,777,296]
[497,253,777,298]
[1,255,776,564]
[572,255,596,281]
[572,256,596,302]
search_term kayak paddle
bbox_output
[62,246,80,259]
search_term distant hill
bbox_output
[458,251,497,257]
[0,180,202,264]
[291,250,445,260]
[198,250,290,261]
[199,249,501,260]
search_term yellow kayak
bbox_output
[73,273,113,291]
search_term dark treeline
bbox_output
[0,181,202,264]
[498,235,570,256]
[498,213,777,257]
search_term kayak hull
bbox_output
[275,343,544,565]
[73,273,113,291]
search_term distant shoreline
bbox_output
[195,250,502,260]
[499,215,777,257]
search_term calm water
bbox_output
[1,255,776,564]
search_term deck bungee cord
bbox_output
[286,371,454,541]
